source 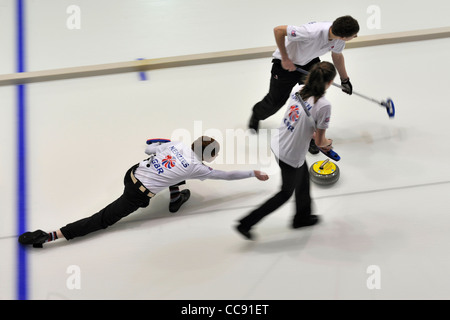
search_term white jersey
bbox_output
[134,141,255,194]
[273,22,345,66]
[271,84,331,168]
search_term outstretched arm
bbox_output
[207,170,269,181]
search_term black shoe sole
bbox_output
[248,115,259,132]
[235,225,253,240]
[292,215,320,229]
[169,190,191,213]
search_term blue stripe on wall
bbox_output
[16,0,28,301]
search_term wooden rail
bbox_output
[1,26,449,86]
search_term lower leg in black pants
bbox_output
[169,186,181,203]
[293,162,312,222]
[239,160,298,229]
[60,194,146,240]
[239,190,293,229]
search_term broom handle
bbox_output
[296,67,382,105]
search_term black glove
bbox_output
[341,78,353,95]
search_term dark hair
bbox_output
[191,136,220,161]
[331,15,359,38]
[299,61,337,103]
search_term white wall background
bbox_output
[1,0,450,73]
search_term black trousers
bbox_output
[60,165,152,240]
[239,159,311,229]
[252,58,320,121]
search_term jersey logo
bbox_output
[288,105,300,122]
[162,155,176,169]
[291,30,297,37]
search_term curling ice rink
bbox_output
[1,0,450,300]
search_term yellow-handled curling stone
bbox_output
[294,88,342,185]
[309,158,340,185]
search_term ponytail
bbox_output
[300,62,337,103]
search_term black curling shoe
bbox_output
[169,189,191,213]
[248,114,259,132]
[234,224,254,240]
[292,215,320,229]
[18,230,48,248]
